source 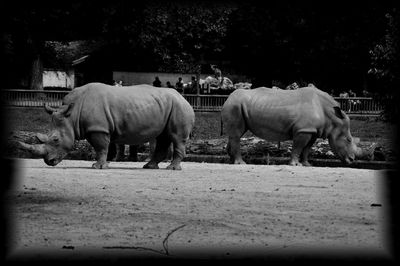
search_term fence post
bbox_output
[197,84,201,108]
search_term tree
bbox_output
[224,3,387,91]
[2,1,109,89]
[369,8,400,120]
[134,1,236,73]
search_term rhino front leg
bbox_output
[300,134,317,166]
[107,142,116,161]
[227,136,246,164]
[87,132,111,169]
[290,132,314,166]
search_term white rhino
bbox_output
[19,83,195,170]
[221,86,370,166]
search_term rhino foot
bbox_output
[92,162,109,169]
[301,161,312,167]
[166,164,182,170]
[232,159,246,164]
[289,160,303,166]
[143,162,159,169]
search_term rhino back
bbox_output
[65,83,188,143]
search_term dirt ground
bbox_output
[4,159,392,260]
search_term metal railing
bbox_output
[334,97,385,114]
[0,89,385,115]
[1,89,68,107]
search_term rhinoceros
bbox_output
[19,83,195,170]
[221,86,371,166]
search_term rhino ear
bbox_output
[333,106,345,119]
[44,104,58,115]
[59,103,74,117]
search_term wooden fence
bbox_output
[0,89,385,115]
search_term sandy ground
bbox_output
[4,159,392,260]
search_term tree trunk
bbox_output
[29,54,43,90]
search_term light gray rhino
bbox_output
[19,83,195,170]
[221,86,371,166]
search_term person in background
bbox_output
[189,76,198,94]
[286,82,299,90]
[348,89,356,97]
[211,64,223,87]
[211,64,222,79]
[175,77,184,93]
[362,89,370,97]
[166,81,175,89]
[307,83,316,88]
[113,80,122,87]
[153,76,162,87]
[339,91,349,98]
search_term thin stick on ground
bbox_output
[103,224,186,256]
[162,224,186,255]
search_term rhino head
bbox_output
[18,104,75,166]
[328,106,373,164]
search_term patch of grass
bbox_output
[3,107,52,134]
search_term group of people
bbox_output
[152,76,200,94]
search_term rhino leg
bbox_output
[107,143,117,161]
[128,145,139,162]
[115,144,126,161]
[87,132,110,169]
[144,140,157,162]
[299,134,317,166]
[290,133,315,166]
[166,137,186,170]
[143,135,172,169]
[227,136,246,164]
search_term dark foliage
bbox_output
[1,1,399,100]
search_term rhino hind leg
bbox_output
[290,132,315,166]
[143,135,172,169]
[227,136,246,164]
[166,138,186,170]
[87,132,111,169]
[222,105,247,164]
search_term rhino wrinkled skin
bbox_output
[221,86,366,166]
[19,83,195,170]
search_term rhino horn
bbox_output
[44,104,58,114]
[36,133,49,143]
[355,143,377,161]
[18,141,47,156]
